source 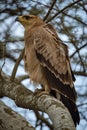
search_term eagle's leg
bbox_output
[44,84,50,94]
[34,87,45,94]
[34,84,50,96]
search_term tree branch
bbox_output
[0,72,75,130]
[10,49,24,81]
[73,71,87,77]
[72,42,86,72]
[34,110,53,130]
[0,101,35,130]
[32,0,87,26]
[62,12,87,26]
[16,74,29,82]
[70,43,87,58]
[46,0,82,23]
[43,0,57,21]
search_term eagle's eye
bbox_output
[23,15,30,20]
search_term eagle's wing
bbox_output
[34,24,77,102]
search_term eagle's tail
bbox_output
[60,94,80,126]
[50,90,80,127]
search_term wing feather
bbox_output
[34,25,73,87]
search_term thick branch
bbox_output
[0,101,35,130]
[0,73,75,130]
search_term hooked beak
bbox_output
[15,17,19,22]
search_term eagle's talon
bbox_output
[33,90,49,98]
[33,88,44,96]
[35,88,44,93]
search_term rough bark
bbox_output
[0,101,35,130]
[0,72,76,130]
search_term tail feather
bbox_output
[50,90,80,126]
[60,94,80,126]
[43,67,80,126]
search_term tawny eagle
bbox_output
[16,14,80,126]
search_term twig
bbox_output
[73,43,86,72]
[34,110,53,130]
[62,12,87,26]
[78,2,87,14]
[73,71,87,76]
[70,43,87,58]
[80,112,87,121]
[31,0,50,9]
[10,48,25,81]
[43,0,57,21]
[32,0,87,26]
[46,0,82,23]
[78,102,87,107]
[17,75,29,82]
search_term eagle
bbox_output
[16,14,80,126]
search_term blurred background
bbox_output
[0,0,87,130]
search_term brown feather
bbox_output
[23,18,76,101]
[17,15,80,126]
[34,25,73,87]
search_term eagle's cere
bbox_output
[16,14,80,126]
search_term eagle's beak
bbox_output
[15,17,19,22]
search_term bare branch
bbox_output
[70,43,87,58]
[10,49,24,81]
[73,71,87,77]
[80,113,87,122]
[31,0,50,9]
[34,110,53,130]
[0,7,26,15]
[62,12,87,26]
[78,102,87,107]
[17,74,29,82]
[32,0,87,26]
[73,43,86,72]
[0,73,76,130]
[78,2,87,14]
[43,0,57,21]
[46,0,82,23]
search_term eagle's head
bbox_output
[16,14,44,28]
